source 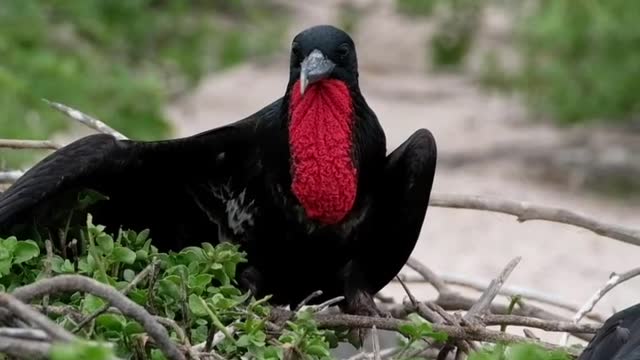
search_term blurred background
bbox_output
[1,0,640,348]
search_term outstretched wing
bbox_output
[0,102,278,251]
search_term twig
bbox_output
[12,274,185,360]
[192,324,237,352]
[397,276,441,323]
[560,266,640,345]
[42,99,128,140]
[0,139,61,150]
[483,315,598,333]
[312,313,581,357]
[372,325,381,360]
[406,257,451,294]
[42,240,54,317]
[0,293,76,342]
[310,296,345,313]
[294,290,323,312]
[429,193,640,247]
[0,328,49,341]
[0,334,53,358]
[396,272,599,319]
[465,257,522,323]
[72,259,158,333]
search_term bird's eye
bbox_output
[337,44,350,59]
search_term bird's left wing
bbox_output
[0,108,270,250]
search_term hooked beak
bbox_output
[300,49,335,95]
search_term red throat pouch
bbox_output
[288,79,357,224]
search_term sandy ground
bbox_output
[165,0,640,350]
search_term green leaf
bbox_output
[60,259,75,273]
[188,294,209,317]
[305,344,330,357]
[123,269,135,282]
[82,294,106,314]
[112,246,136,264]
[96,234,114,255]
[96,314,124,332]
[124,321,144,336]
[13,240,39,264]
[1,236,18,251]
[158,278,181,300]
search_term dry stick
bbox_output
[12,275,185,360]
[72,259,158,334]
[432,293,595,343]
[465,257,522,323]
[0,334,53,359]
[0,139,61,150]
[396,272,598,319]
[560,266,640,346]
[430,193,640,247]
[0,328,49,341]
[313,314,582,357]
[0,293,76,343]
[294,290,323,312]
[398,258,596,342]
[483,315,598,333]
[372,325,381,360]
[406,257,451,295]
[310,296,345,313]
[41,240,54,317]
[42,99,128,140]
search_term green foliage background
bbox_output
[397,0,640,127]
[0,0,286,168]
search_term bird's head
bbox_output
[286,25,359,96]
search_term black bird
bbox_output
[0,25,437,317]
[578,302,640,360]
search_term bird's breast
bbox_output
[288,79,357,225]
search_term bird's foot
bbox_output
[341,290,389,348]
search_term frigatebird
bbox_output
[578,302,640,360]
[0,25,437,317]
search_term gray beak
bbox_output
[300,49,335,95]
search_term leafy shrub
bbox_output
[0,0,286,168]
[513,0,640,125]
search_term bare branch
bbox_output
[0,139,61,150]
[294,290,323,312]
[72,259,158,333]
[560,266,640,345]
[310,296,345,313]
[0,328,49,341]
[483,315,598,333]
[0,293,75,342]
[12,275,184,360]
[406,257,451,294]
[397,271,599,319]
[372,325,381,360]
[42,99,128,140]
[430,193,640,247]
[465,257,521,322]
[0,334,52,359]
[312,313,581,357]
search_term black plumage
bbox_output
[0,25,437,316]
[578,303,640,360]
